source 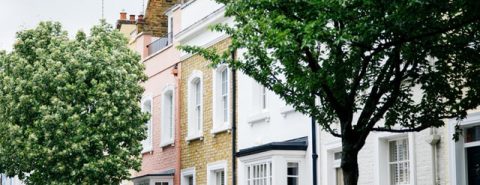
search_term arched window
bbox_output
[141,97,153,152]
[212,65,230,133]
[161,86,175,147]
[187,71,203,140]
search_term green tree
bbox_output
[0,21,148,184]
[181,1,480,184]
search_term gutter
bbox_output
[174,64,182,185]
[427,127,441,185]
[312,116,318,185]
[231,49,237,185]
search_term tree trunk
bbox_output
[341,143,360,185]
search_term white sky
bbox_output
[0,0,145,51]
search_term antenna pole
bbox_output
[101,0,104,19]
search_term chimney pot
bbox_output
[120,12,127,20]
[129,15,136,21]
[137,14,144,23]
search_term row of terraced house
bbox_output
[1,0,479,185]
[113,1,480,185]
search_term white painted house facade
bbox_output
[236,68,316,185]
[176,1,479,185]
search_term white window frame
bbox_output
[261,86,267,110]
[1,174,15,185]
[133,176,173,185]
[247,80,270,125]
[375,133,416,185]
[212,65,230,134]
[168,16,173,34]
[245,160,273,185]
[286,161,301,185]
[153,181,170,185]
[160,85,175,147]
[0,174,25,185]
[449,111,480,185]
[239,150,306,185]
[332,151,343,185]
[187,70,203,141]
[253,81,268,112]
[207,160,228,185]
[141,96,153,153]
[181,168,196,185]
[322,141,342,185]
[388,138,410,185]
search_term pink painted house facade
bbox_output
[117,1,182,185]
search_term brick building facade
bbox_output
[179,38,233,185]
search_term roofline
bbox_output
[236,137,308,157]
[130,170,175,180]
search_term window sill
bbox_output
[160,140,175,148]
[186,135,204,143]
[280,106,296,117]
[247,111,270,125]
[211,126,231,135]
[141,147,153,154]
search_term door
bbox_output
[467,146,480,185]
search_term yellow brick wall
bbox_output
[180,38,233,185]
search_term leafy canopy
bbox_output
[0,21,148,184]
[183,0,480,140]
[181,1,480,183]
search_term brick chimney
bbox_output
[116,10,136,30]
[120,11,127,20]
[136,14,145,33]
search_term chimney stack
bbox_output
[137,14,144,22]
[120,11,127,20]
[137,14,145,33]
[129,15,136,21]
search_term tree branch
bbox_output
[324,124,342,137]
[354,46,405,149]
[371,124,432,132]
[355,50,396,129]
[348,53,371,107]
[304,48,321,72]
[302,41,347,121]
[358,16,480,58]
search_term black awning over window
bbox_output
[236,137,308,157]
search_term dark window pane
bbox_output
[287,163,298,175]
[287,177,298,185]
[466,126,480,143]
[334,152,342,160]
[188,176,194,185]
[467,146,480,185]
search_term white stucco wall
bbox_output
[236,48,316,185]
[176,1,233,60]
[180,0,224,30]
[319,125,451,185]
